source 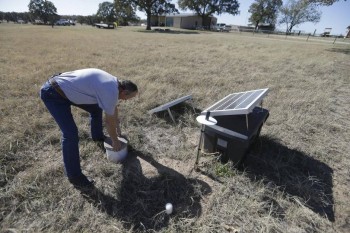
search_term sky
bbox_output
[0,0,349,35]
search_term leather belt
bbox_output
[49,78,67,99]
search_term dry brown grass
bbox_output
[1,23,349,233]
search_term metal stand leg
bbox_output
[167,108,175,123]
[194,124,205,171]
[189,98,196,113]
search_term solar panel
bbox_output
[148,95,192,114]
[202,88,269,116]
[148,95,194,123]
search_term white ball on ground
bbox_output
[165,203,173,214]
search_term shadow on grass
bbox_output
[151,102,201,124]
[80,148,211,231]
[326,47,350,55]
[242,136,334,221]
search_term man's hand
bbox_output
[105,107,123,151]
[105,112,120,149]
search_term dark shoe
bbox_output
[68,174,95,189]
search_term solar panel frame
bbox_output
[148,95,192,114]
[202,88,269,116]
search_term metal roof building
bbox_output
[151,13,217,30]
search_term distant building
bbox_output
[238,25,255,32]
[34,19,44,24]
[257,23,275,31]
[151,13,217,30]
[346,29,350,38]
[247,23,275,32]
[321,28,332,37]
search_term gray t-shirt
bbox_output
[55,68,119,115]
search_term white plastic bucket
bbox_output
[104,137,128,163]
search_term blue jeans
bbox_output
[40,80,104,178]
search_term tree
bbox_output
[76,16,86,25]
[17,12,32,23]
[248,0,282,30]
[97,2,117,22]
[130,0,178,30]
[75,15,97,25]
[279,0,321,34]
[114,0,139,26]
[178,0,240,29]
[4,12,15,22]
[310,0,346,5]
[28,0,57,24]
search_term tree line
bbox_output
[0,0,346,33]
[248,0,346,33]
[0,11,119,26]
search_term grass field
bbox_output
[1,23,349,233]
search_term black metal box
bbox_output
[203,107,269,164]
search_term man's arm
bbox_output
[105,107,121,151]
[115,107,122,135]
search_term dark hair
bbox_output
[120,80,138,94]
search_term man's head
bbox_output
[119,80,138,100]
